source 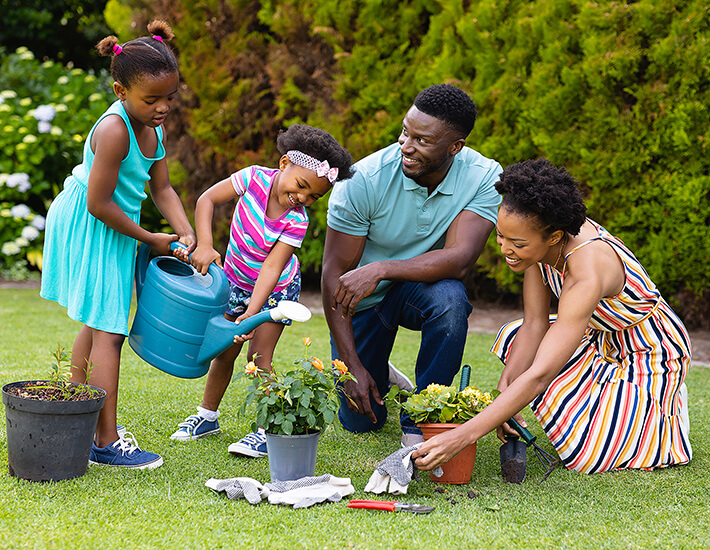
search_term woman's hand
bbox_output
[190,245,222,275]
[496,412,528,444]
[411,427,471,471]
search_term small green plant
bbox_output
[393,383,494,425]
[10,344,102,401]
[241,337,356,435]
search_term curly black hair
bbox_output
[413,84,478,139]
[495,158,587,236]
[276,124,354,182]
[96,20,179,89]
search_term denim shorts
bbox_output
[226,272,301,325]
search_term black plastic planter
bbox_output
[2,381,106,482]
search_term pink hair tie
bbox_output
[152,35,163,42]
[112,44,123,55]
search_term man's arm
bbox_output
[333,209,494,316]
[321,227,384,423]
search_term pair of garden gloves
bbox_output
[206,473,354,509]
[364,444,443,495]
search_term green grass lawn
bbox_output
[1,288,709,549]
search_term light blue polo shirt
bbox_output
[327,142,502,312]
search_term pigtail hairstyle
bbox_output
[496,158,587,236]
[276,124,355,182]
[96,20,178,89]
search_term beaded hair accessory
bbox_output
[113,44,123,55]
[286,150,338,183]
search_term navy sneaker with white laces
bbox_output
[89,432,163,470]
[170,414,220,441]
[228,430,267,458]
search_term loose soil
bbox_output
[4,381,102,401]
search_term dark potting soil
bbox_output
[4,381,100,401]
[501,459,526,483]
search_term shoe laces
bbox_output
[177,415,201,431]
[113,432,142,456]
[241,431,266,445]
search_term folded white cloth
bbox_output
[206,474,354,509]
[266,474,354,509]
[365,444,443,495]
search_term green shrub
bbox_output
[109,0,710,323]
[0,47,114,276]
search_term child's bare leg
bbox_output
[201,342,243,412]
[86,328,125,447]
[247,321,286,372]
[70,325,93,384]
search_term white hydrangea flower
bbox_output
[57,76,69,85]
[38,121,52,134]
[54,104,68,112]
[33,104,56,122]
[31,215,46,230]
[63,94,75,102]
[15,237,29,248]
[2,242,21,255]
[22,134,38,144]
[19,97,32,107]
[0,96,4,105]
[6,173,29,189]
[50,126,63,136]
[21,226,40,241]
[89,93,104,102]
[1,90,18,99]
[0,104,10,113]
[10,204,31,219]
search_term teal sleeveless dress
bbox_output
[41,100,165,335]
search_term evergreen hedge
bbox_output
[108,0,709,325]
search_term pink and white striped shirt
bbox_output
[223,166,308,292]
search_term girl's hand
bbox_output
[232,311,256,343]
[173,232,197,262]
[147,232,179,256]
[190,245,222,275]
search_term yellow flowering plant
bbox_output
[395,383,494,424]
[240,338,356,436]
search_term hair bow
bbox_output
[316,160,338,183]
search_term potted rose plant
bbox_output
[394,379,493,484]
[241,337,356,481]
[2,345,106,482]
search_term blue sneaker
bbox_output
[170,414,220,441]
[89,433,163,470]
[228,430,267,458]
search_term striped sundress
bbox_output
[491,219,692,473]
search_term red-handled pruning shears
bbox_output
[347,499,435,514]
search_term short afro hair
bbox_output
[413,84,477,139]
[276,124,354,182]
[495,158,587,236]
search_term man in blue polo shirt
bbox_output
[322,84,502,446]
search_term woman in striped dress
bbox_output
[413,158,692,474]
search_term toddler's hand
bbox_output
[233,312,256,343]
[174,232,197,262]
[190,245,222,275]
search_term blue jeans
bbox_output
[331,279,473,434]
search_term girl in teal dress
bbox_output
[41,20,195,470]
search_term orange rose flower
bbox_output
[244,361,259,375]
[303,337,312,347]
[311,357,324,371]
[332,359,348,374]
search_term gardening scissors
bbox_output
[347,499,435,514]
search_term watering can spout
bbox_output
[196,301,312,367]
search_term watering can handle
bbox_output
[134,242,153,301]
[170,241,228,286]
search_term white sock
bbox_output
[197,406,219,422]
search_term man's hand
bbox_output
[332,263,382,317]
[342,364,383,424]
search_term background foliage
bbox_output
[1,0,708,325]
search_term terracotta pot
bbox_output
[418,423,476,484]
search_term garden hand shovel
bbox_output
[502,417,560,484]
[500,432,527,483]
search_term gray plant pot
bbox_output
[2,381,106,482]
[265,431,320,482]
